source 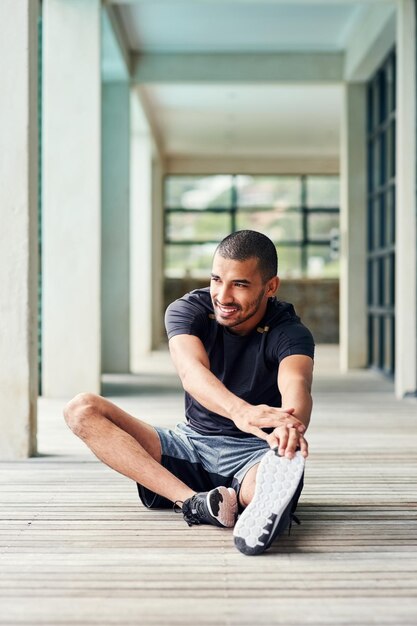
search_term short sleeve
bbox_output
[269,322,315,364]
[165,295,209,341]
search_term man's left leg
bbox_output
[238,462,259,508]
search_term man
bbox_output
[64,230,314,556]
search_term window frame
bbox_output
[164,174,340,278]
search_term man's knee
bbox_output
[63,392,101,437]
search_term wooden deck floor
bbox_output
[1,346,417,625]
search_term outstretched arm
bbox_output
[168,334,307,439]
[265,354,313,458]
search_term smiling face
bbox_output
[210,253,279,335]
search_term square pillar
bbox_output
[0,1,39,458]
[340,83,368,371]
[151,158,165,350]
[101,82,130,373]
[130,92,154,369]
[42,0,101,397]
[395,0,417,397]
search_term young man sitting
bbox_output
[64,230,314,556]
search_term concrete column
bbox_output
[340,83,368,371]
[151,158,165,349]
[0,1,39,458]
[395,0,417,397]
[130,92,153,369]
[42,0,101,397]
[101,82,130,373]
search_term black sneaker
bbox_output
[233,449,305,555]
[180,486,238,528]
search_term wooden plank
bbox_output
[1,347,417,625]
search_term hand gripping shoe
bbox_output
[233,449,305,555]
[180,486,238,528]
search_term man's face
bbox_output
[210,253,278,335]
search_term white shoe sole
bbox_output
[233,450,305,555]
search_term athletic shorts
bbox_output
[137,422,271,509]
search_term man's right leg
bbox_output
[63,393,196,504]
[233,449,305,555]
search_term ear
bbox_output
[266,276,279,296]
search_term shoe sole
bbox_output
[233,450,305,555]
[207,486,238,528]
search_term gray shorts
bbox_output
[137,422,270,509]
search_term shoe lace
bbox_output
[173,497,205,527]
[173,500,183,513]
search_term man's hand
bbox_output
[266,425,308,459]
[231,404,306,440]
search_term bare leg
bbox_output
[238,462,260,508]
[63,393,195,504]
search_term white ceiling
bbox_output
[118,2,364,53]
[145,84,342,157]
[105,1,395,160]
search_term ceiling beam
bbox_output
[103,5,132,76]
[166,155,339,175]
[344,4,396,80]
[106,0,392,5]
[132,86,166,165]
[132,52,344,84]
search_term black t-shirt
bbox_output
[165,287,315,437]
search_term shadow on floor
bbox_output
[101,373,182,397]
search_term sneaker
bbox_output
[233,449,305,555]
[180,486,238,528]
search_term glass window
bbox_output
[308,213,339,241]
[377,68,388,124]
[383,316,394,373]
[306,177,339,208]
[166,175,233,210]
[165,243,218,278]
[276,246,303,279]
[373,138,381,189]
[166,211,231,243]
[306,244,339,278]
[236,211,302,242]
[164,175,339,279]
[367,83,374,133]
[388,121,395,179]
[236,175,301,210]
[383,256,394,307]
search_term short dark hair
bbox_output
[215,230,278,281]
